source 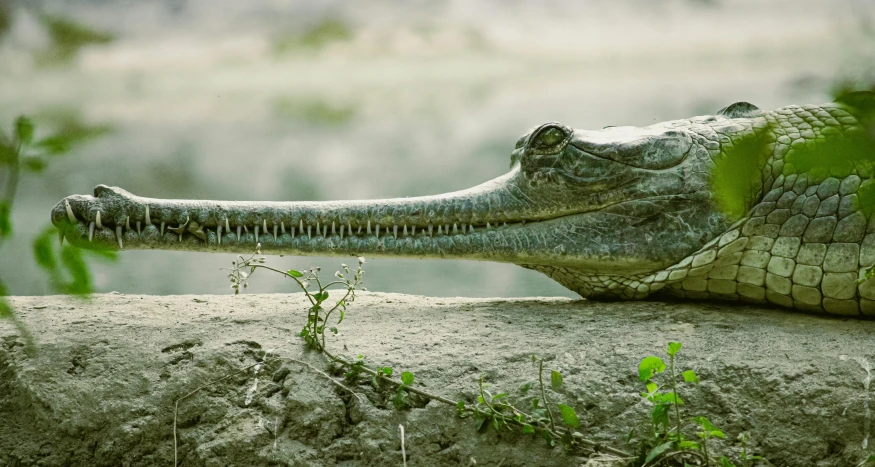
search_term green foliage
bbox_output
[0,115,113,345]
[711,126,772,219]
[273,19,352,54]
[0,3,10,41]
[633,342,769,466]
[224,259,776,464]
[33,225,116,295]
[712,90,875,220]
[38,14,115,64]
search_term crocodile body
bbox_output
[52,94,875,317]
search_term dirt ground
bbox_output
[1,292,874,466]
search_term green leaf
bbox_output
[660,391,684,405]
[329,326,338,334]
[287,269,304,277]
[0,201,11,238]
[518,381,534,395]
[645,381,658,394]
[456,400,465,410]
[682,369,700,384]
[667,341,683,356]
[718,457,737,467]
[550,370,563,391]
[32,227,57,270]
[694,416,719,432]
[401,371,414,385]
[521,423,535,434]
[0,296,12,319]
[380,367,393,377]
[60,245,91,295]
[645,441,673,463]
[677,440,700,450]
[22,156,46,172]
[638,356,666,382]
[556,403,580,428]
[15,116,34,146]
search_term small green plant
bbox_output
[634,342,768,466]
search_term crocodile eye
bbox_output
[535,127,565,148]
[525,123,571,156]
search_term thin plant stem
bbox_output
[669,353,682,438]
[538,360,556,432]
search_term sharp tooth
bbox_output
[88,222,95,241]
[254,225,259,243]
[244,225,249,234]
[95,211,103,229]
[367,220,371,235]
[469,224,475,233]
[160,222,165,236]
[357,224,362,234]
[445,224,449,234]
[237,226,241,239]
[273,225,278,241]
[58,229,65,245]
[225,218,230,232]
[347,222,352,235]
[393,225,398,239]
[126,216,131,230]
[317,221,321,236]
[332,222,336,235]
[217,225,223,244]
[291,226,295,239]
[428,224,433,237]
[280,221,286,234]
[340,224,345,240]
[437,225,443,235]
[136,221,141,236]
[453,223,458,234]
[487,222,491,229]
[145,205,152,225]
[411,225,416,235]
[263,220,268,233]
[322,224,327,238]
[300,220,304,232]
[503,222,508,227]
[64,199,77,223]
[116,226,124,249]
[403,224,408,236]
[307,225,312,239]
[376,224,380,240]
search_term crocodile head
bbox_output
[52,113,744,299]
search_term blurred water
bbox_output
[0,0,873,297]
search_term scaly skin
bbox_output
[51,95,875,317]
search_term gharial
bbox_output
[52,93,875,317]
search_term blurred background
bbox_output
[0,0,873,298]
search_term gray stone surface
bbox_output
[1,293,874,466]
